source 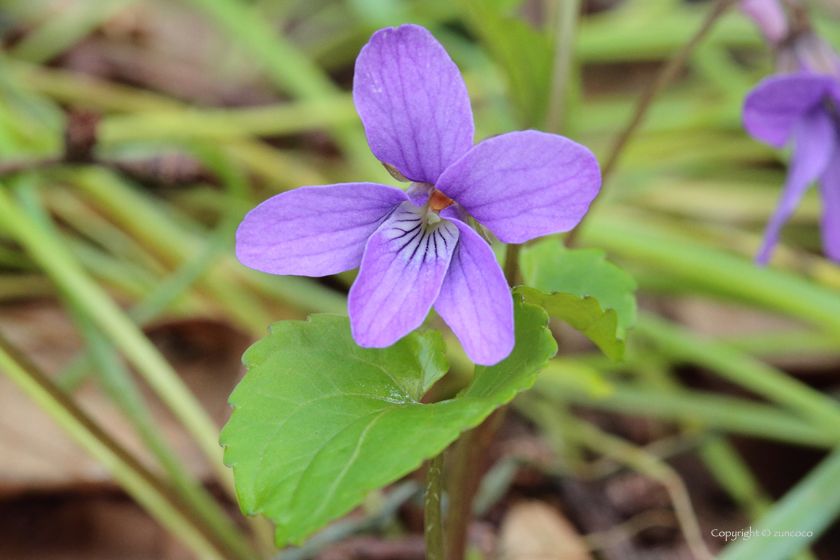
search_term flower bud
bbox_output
[741,0,788,45]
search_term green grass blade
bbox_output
[718,447,840,560]
[0,334,227,560]
[583,211,840,337]
[0,185,233,491]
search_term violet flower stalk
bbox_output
[236,25,601,365]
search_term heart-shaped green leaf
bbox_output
[519,240,637,360]
[220,300,555,546]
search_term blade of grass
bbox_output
[637,312,840,434]
[566,0,739,246]
[698,438,772,520]
[99,97,358,143]
[14,180,257,559]
[0,331,233,560]
[70,311,257,560]
[68,168,274,334]
[9,0,139,64]
[184,0,383,180]
[545,0,581,133]
[0,273,53,299]
[575,2,760,62]
[535,362,838,448]
[582,210,840,338]
[10,61,331,189]
[717,446,840,560]
[46,188,169,276]
[70,167,346,320]
[0,185,234,492]
[630,357,820,560]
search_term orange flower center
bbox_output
[428,189,454,212]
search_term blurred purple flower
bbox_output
[236,24,600,365]
[743,72,840,263]
[741,0,788,45]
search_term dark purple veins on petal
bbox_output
[348,202,458,348]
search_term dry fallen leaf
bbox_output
[495,501,593,560]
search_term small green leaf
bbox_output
[220,301,554,546]
[521,240,637,334]
[515,286,625,361]
[518,240,637,360]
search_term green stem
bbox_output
[425,453,445,560]
[503,244,521,287]
[545,0,581,134]
[444,235,522,560]
[444,409,504,560]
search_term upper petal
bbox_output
[818,145,840,262]
[743,73,838,149]
[756,107,836,264]
[235,183,407,277]
[435,130,601,244]
[434,212,514,366]
[348,202,459,348]
[353,24,475,184]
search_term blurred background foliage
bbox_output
[2,0,840,559]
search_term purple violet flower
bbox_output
[743,71,840,264]
[236,24,601,365]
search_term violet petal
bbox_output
[743,73,837,149]
[818,147,840,262]
[756,107,836,264]
[235,183,407,277]
[434,212,514,366]
[435,130,601,244]
[353,24,475,184]
[348,202,459,347]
